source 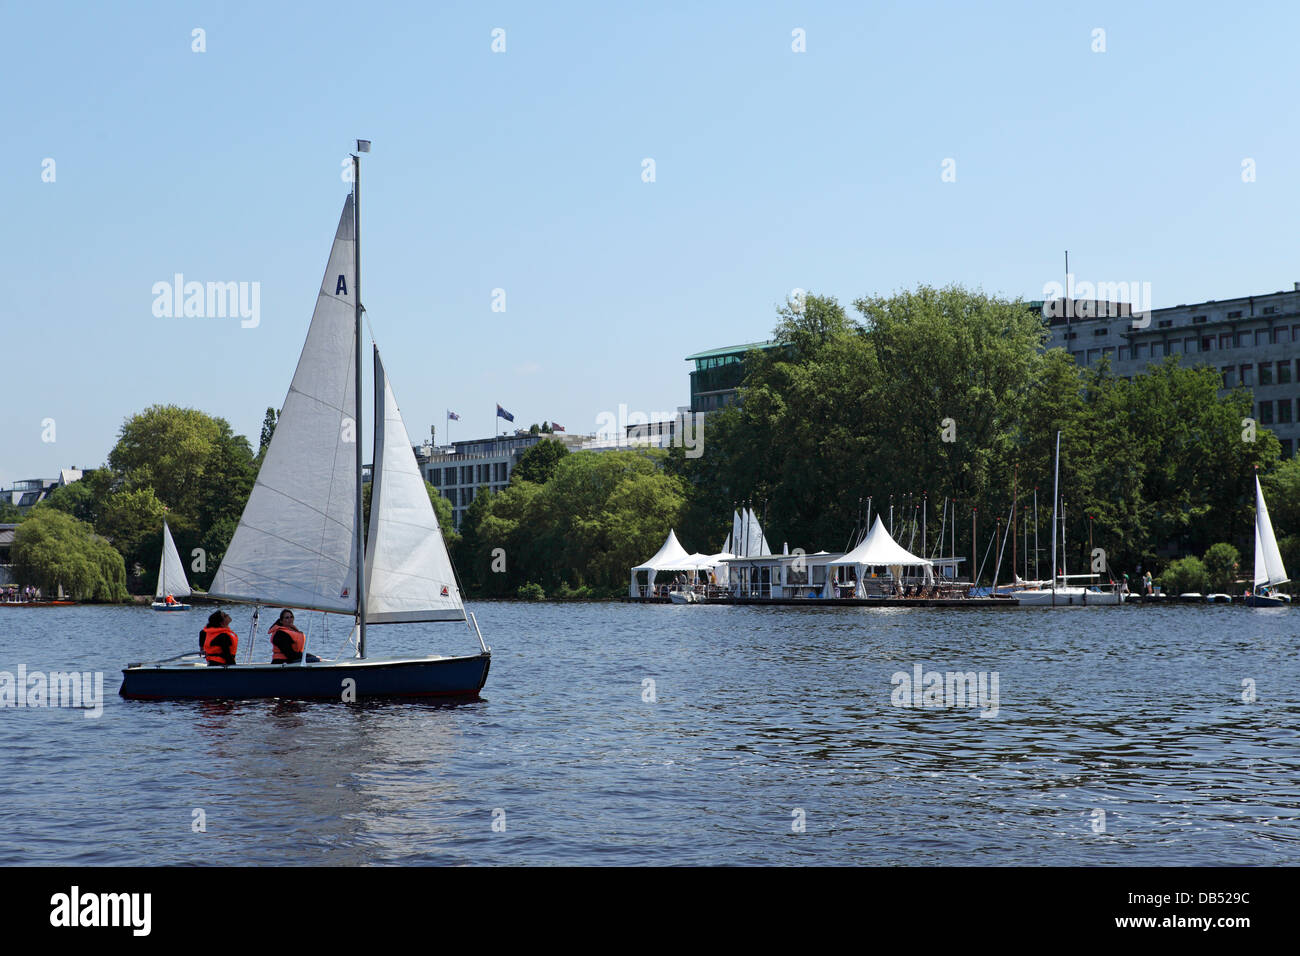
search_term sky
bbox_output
[5,0,1300,487]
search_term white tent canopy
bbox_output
[827,515,934,596]
[630,530,705,595]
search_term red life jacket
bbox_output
[200,626,238,665]
[268,624,306,663]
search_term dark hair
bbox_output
[207,610,226,627]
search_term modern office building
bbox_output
[1043,285,1300,457]
[685,341,786,413]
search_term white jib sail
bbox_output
[155,520,192,599]
[209,195,360,614]
[1255,476,1289,588]
[364,349,466,622]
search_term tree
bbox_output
[0,501,22,523]
[1158,556,1209,595]
[1202,543,1240,593]
[104,405,255,590]
[11,509,127,601]
[37,470,111,525]
[95,487,168,589]
[259,407,279,456]
[513,438,569,485]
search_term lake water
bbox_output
[0,601,1296,865]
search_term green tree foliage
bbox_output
[513,438,569,485]
[0,501,22,523]
[1201,542,1240,593]
[104,405,255,590]
[11,509,127,601]
[259,407,279,456]
[37,470,111,525]
[1158,556,1209,595]
[458,450,687,596]
[95,487,168,585]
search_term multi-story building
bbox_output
[1,469,84,514]
[685,341,785,413]
[420,432,587,529]
[1042,285,1300,457]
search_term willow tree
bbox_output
[11,509,127,602]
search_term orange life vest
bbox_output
[165,594,176,605]
[200,626,238,665]
[268,624,306,663]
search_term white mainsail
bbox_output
[208,195,360,614]
[1254,475,1289,588]
[154,520,191,599]
[364,349,466,623]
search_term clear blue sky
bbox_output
[5,1,1300,487]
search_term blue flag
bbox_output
[496,404,514,423]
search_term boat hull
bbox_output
[1011,587,1123,606]
[119,653,491,700]
[1243,594,1290,608]
[151,602,191,611]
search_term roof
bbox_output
[829,516,933,568]
[684,341,783,362]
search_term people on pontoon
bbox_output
[268,609,320,664]
[200,611,239,666]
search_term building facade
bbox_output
[1,469,84,514]
[421,432,587,529]
[685,341,786,413]
[1043,286,1300,457]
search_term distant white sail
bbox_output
[209,195,360,614]
[364,349,466,623]
[744,507,770,556]
[1254,476,1289,588]
[155,520,191,599]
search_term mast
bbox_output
[1050,431,1060,606]
[353,142,367,658]
[1011,466,1017,583]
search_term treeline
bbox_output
[453,443,686,598]
[8,404,260,600]
[664,287,1295,583]
[8,286,1295,600]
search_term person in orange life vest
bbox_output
[199,610,238,666]
[164,594,177,606]
[268,609,320,664]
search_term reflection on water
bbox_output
[0,602,1296,864]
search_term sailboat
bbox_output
[1013,431,1123,606]
[1244,474,1290,608]
[121,144,491,700]
[150,520,192,611]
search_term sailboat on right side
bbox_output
[1244,472,1291,607]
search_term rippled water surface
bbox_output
[0,602,1297,865]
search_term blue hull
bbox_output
[151,603,191,611]
[119,653,490,700]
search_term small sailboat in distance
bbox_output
[121,142,491,699]
[1244,473,1290,608]
[150,519,192,611]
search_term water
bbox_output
[0,602,1296,865]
